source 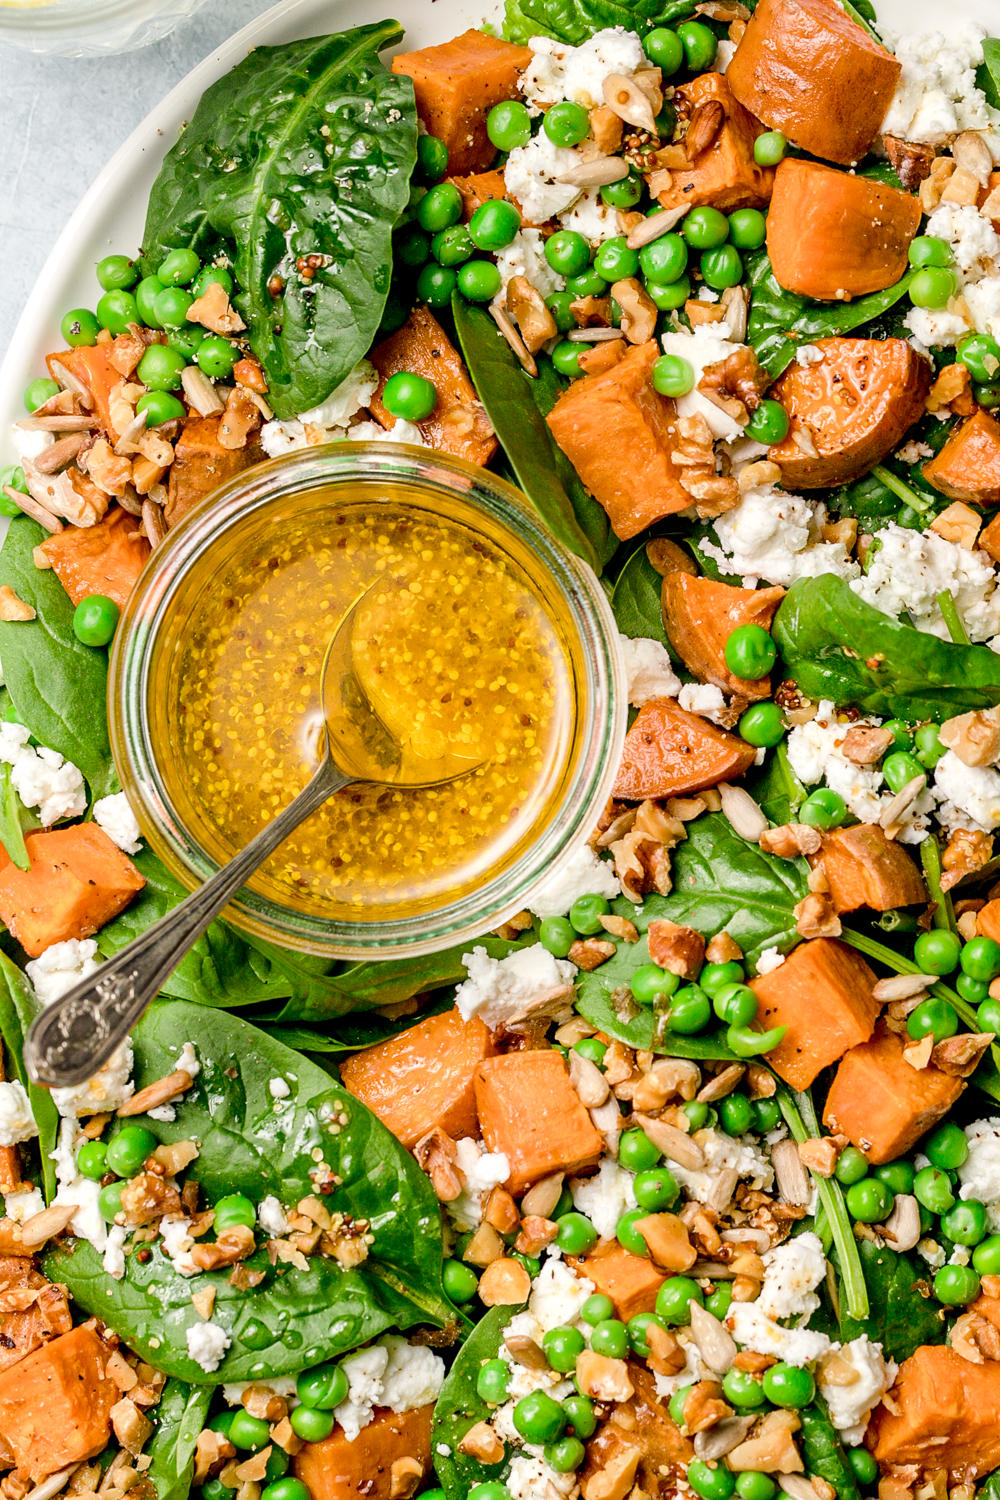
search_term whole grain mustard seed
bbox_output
[165,499,574,921]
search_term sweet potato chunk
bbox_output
[726,0,900,167]
[293,1404,433,1500]
[582,1364,692,1494]
[750,937,879,1091]
[0,826,145,958]
[392,31,531,176]
[923,408,1000,505]
[475,1051,602,1195]
[656,72,773,213]
[814,825,928,915]
[766,159,921,301]
[38,505,150,609]
[0,1325,118,1479]
[547,341,691,540]
[767,338,932,488]
[613,698,756,801]
[165,415,255,528]
[0,1261,71,1374]
[867,1345,1000,1479]
[977,900,1000,944]
[823,1024,964,1165]
[339,1008,495,1150]
[661,573,785,699]
[46,345,123,440]
[568,1244,666,1323]
[368,307,497,468]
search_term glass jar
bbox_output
[0,0,212,56]
[109,443,625,960]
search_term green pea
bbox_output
[383,371,437,422]
[618,1127,661,1173]
[718,1093,754,1136]
[546,291,577,334]
[98,1182,123,1222]
[907,998,959,1044]
[513,1389,566,1444]
[261,1482,308,1500]
[761,1362,815,1408]
[753,131,787,166]
[882,751,926,794]
[469,199,521,253]
[961,935,1000,983]
[745,399,790,445]
[914,723,945,768]
[676,19,717,70]
[158,248,202,286]
[752,1098,781,1133]
[544,1435,586,1473]
[683,1101,710,1131]
[594,236,641,282]
[909,267,959,310]
[77,1140,109,1181]
[457,260,502,303]
[701,244,743,290]
[616,1208,652,1257]
[644,27,684,74]
[190,265,234,299]
[538,915,575,958]
[469,1486,508,1500]
[574,1037,607,1067]
[416,182,463,234]
[289,1406,334,1442]
[135,275,166,327]
[942,1199,988,1246]
[94,290,140,339]
[417,133,449,180]
[799,788,848,830]
[913,1166,956,1215]
[980,999,1000,1035]
[909,236,954,269]
[209,1411,237,1438]
[97,254,139,292]
[688,1461,735,1500]
[656,1275,704,1324]
[845,1177,894,1223]
[545,230,592,278]
[728,209,767,251]
[24,377,61,413]
[416,263,457,308]
[105,1125,156,1178]
[154,287,194,329]
[669,1388,689,1428]
[652,354,695,397]
[214,1194,258,1231]
[477,1358,511,1404]
[543,1325,586,1372]
[739,702,785,747]
[957,973,990,1005]
[974,1233,1000,1275]
[925,1121,969,1171]
[724,623,776,680]
[0,464,29,518]
[631,963,679,1006]
[872,1160,915,1196]
[562,1394,597,1439]
[230,1410,273,1451]
[566,269,608,300]
[701,961,744,994]
[394,224,431,269]
[723,1367,766,1409]
[590,1319,629,1358]
[847,1450,879,1486]
[933,1264,981,1306]
[204,1480,230,1500]
[713,983,759,1028]
[881,719,913,752]
[668,984,712,1034]
[581,1293,615,1325]
[296,1362,349,1410]
[556,1212,598,1255]
[441,1257,478,1304]
[727,1023,787,1058]
[959,333,1000,384]
[194,334,236,381]
[570,893,611,935]
[682,206,729,250]
[737,1476,777,1500]
[626,1311,668,1356]
[640,233,688,285]
[60,308,101,348]
[73,594,120,649]
[487,100,532,152]
[645,274,691,311]
[543,101,591,148]
[137,391,186,427]
[634,1167,679,1211]
[167,326,207,360]
[601,172,643,209]
[137,345,186,391]
[977,380,1000,408]
[706,1283,732,1320]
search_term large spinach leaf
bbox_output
[747,252,916,379]
[142,25,417,419]
[145,1380,213,1500]
[503,0,696,43]
[839,1238,946,1363]
[451,297,605,572]
[432,1305,519,1498]
[45,1001,454,1382]
[977,39,1000,109]
[774,574,1000,718]
[0,518,115,798]
[612,545,670,647]
[800,1401,863,1500]
[0,952,58,1200]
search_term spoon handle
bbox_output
[23,755,352,1090]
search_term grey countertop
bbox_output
[0,0,276,356]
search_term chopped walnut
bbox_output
[505,276,557,355]
[233,358,268,395]
[647,919,706,979]
[120,1173,183,1226]
[110,1398,153,1456]
[514,1215,558,1256]
[612,278,658,344]
[706,931,743,964]
[840,726,896,765]
[883,135,936,189]
[726,1408,802,1474]
[931,1031,994,1076]
[926,361,976,417]
[950,1310,1000,1364]
[187,282,245,335]
[576,1351,635,1403]
[477,1257,532,1307]
[940,166,982,206]
[940,708,1000,768]
[568,938,617,970]
[190,1224,256,1269]
[218,386,262,451]
[930,500,982,550]
[941,828,994,891]
[590,104,624,155]
[738,460,782,495]
[413,1127,462,1202]
[84,437,132,497]
[700,346,768,418]
[683,1380,732,1434]
[759,824,822,858]
[483,1185,519,1234]
[600,914,639,942]
[798,1137,839,1178]
[194,1431,237,1486]
[794,893,842,939]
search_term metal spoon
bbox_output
[24,584,480,1089]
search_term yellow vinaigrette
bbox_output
[160,498,575,921]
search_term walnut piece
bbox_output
[568,938,617,970]
[794,893,842,939]
[413,1127,462,1203]
[940,708,1000,768]
[883,135,936,189]
[930,500,982,550]
[611,277,658,344]
[840,726,895,765]
[647,919,706,979]
[759,824,822,859]
[505,275,557,355]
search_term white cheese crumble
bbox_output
[934,751,1000,834]
[103,1223,128,1281]
[880,24,1000,147]
[50,1116,108,1252]
[378,1336,446,1412]
[449,1137,512,1231]
[794,344,826,367]
[92,792,142,855]
[333,1345,390,1442]
[756,947,786,975]
[25,938,100,1006]
[787,701,932,842]
[678,682,727,724]
[495,228,563,299]
[3,1186,44,1224]
[177,1042,201,1078]
[0,1082,36,1146]
[818,1336,896,1446]
[507,1452,578,1499]
[0,724,86,828]
[756,1231,827,1322]
[851,522,1000,642]
[11,427,54,465]
[499,1311,577,1398]
[559,189,622,244]
[297,359,378,428]
[520,26,647,110]
[618,633,681,706]
[454,943,576,1028]
[701,487,860,590]
[258,1195,289,1238]
[160,1216,198,1277]
[570,1158,636,1240]
[530,841,621,921]
[669,1128,773,1207]
[186,1320,231,1373]
[728,1301,833,1366]
[659,323,746,441]
[269,1077,291,1099]
[504,131,583,225]
[957,1117,1000,1226]
[347,418,428,447]
[530,1258,594,1333]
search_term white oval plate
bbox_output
[0,0,993,463]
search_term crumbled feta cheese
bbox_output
[495,228,563,299]
[10,427,54,465]
[177,1042,200,1078]
[917,1237,947,1268]
[103,1224,128,1281]
[618,634,681,706]
[297,360,378,427]
[570,1159,636,1240]
[259,419,342,457]
[449,1138,512,1231]
[379,1336,446,1411]
[934,752,1000,833]
[347,418,428,447]
[507,1452,577,1499]
[269,1077,291,1099]
[852,522,1000,642]
[454,943,576,1028]
[702,487,859,590]
[958,1118,1000,1227]
[223,1377,298,1406]
[50,1038,134,1119]
[520,27,647,110]
[904,304,973,348]
[505,132,583,225]
[258,1195,289,1237]
[160,1216,198,1276]
[333,1344,391,1442]
[93,792,142,855]
[794,344,825,367]
[678,682,727,724]
[146,1104,176,1123]
[50,1117,107,1251]
[25,938,100,1006]
[0,1082,36,1146]
[529,1259,594,1333]
[728,1302,833,1366]
[3,739,86,828]
[559,188,622,243]
[659,323,745,441]
[531,840,620,920]
[819,1336,896,1445]
[756,947,786,975]
[925,202,1000,277]
[880,25,1000,146]
[756,1232,827,1322]
[499,1311,576,1397]
[788,701,932,841]
[966,275,1000,343]
[186,1320,231,1374]
[670,1128,773,1206]
[896,440,935,464]
[3,1187,44,1224]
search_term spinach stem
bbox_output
[839,927,978,1029]
[871,465,934,516]
[921,835,958,936]
[937,589,971,646]
[778,1085,869,1321]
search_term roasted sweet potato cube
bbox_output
[391,31,531,176]
[923,408,1000,505]
[546,341,691,540]
[726,0,900,166]
[339,1008,495,1150]
[39,506,150,609]
[0,826,145,958]
[368,307,497,468]
[613,697,756,801]
[766,159,921,301]
[293,1403,433,1500]
[165,415,255,528]
[823,1024,965,1165]
[582,1364,692,1493]
[661,573,785,699]
[977,899,1000,944]
[867,1345,1000,1478]
[750,937,879,1091]
[655,73,774,212]
[0,1325,119,1479]
[568,1244,666,1323]
[474,1051,603,1195]
[814,825,928,915]
[0,1262,71,1374]
[767,338,932,489]
[46,345,122,440]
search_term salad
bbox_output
[6,0,1000,1497]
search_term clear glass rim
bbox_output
[109,443,626,960]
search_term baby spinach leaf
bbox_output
[142,24,417,419]
[774,574,1000,718]
[839,1238,946,1363]
[0,518,116,798]
[747,251,916,379]
[612,545,670,648]
[451,298,603,572]
[744,744,807,829]
[799,1400,863,1500]
[432,1305,519,1498]
[503,0,696,44]
[0,951,58,1200]
[46,1001,454,1382]
[977,39,1000,109]
[145,1380,213,1500]
[0,763,41,872]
